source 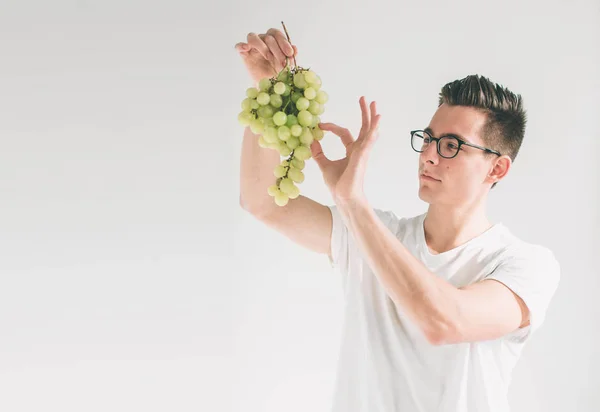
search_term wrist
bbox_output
[335,196,369,214]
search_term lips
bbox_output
[420,172,441,181]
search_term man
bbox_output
[236,28,560,412]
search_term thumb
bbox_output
[310,140,331,172]
[235,42,250,53]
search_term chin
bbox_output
[418,185,441,204]
[418,186,432,203]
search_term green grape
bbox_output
[273,111,287,126]
[312,127,325,141]
[288,185,300,199]
[308,101,321,115]
[286,136,300,149]
[274,82,286,95]
[258,136,268,148]
[299,127,314,145]
[263,116,275,127]
[296,97,310,111]
[277,69,290,82]
[259,78,271,91]
[274,165,287,178]
[310,115,321,128]
[270,94,283,108]
[316,90,328,104]
[263,126,278,143]
[238,111,253,126]
[257,105,274,119]
[291,158,305,170]
[294,145,312,161]
[291,91,303,103]
[250,118,264,134]
[274,191,289,206]
[288,167,305,183]
[286,114,298,126]
[241,67,328,206]
[277,125,291,141]
[298,110,313,127]
[290,124,303,137]
[311,75,322,90]
[293,72,308,88]
[241,98,252,111]
[247,87,259,99]
[304,87,317,100]
[279,178,296,194]
[267,184,279,197]
[257,92,270,106]
[267,141,280,150]
[303,70,317,84]
[278,144,292,157]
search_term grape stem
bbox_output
[281,21,297,69]
[278,23,301,184]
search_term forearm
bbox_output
[239,125,280,216]
[336,198,461,343]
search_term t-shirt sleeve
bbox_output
[326,204,401,272]
[484,245,561,338]
[327,204,349,271]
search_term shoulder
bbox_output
[372,208,424,239]
[497,227,561,272]
[490,230,561,291]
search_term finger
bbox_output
[266,28,295,57]
[359,96,371,140]
[246,33,271,61]
[370,115,382,140]
[318,122,354,148]
[310,140,332,171]
[261,34,287,70]
[235,42,250,53]
[364,114,382,149]
[292,45,298,56]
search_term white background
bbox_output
[0,0,598,411]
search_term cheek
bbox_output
[444,163,482,188]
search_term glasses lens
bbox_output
[411,131,428,152]
[439,136,460,158]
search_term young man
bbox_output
[236,28,560,412]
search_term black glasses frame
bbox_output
[410,129,502,159]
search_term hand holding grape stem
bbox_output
[313,97,382,204]
[235,28,298,84]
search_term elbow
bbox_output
[423,315,463,346]
[239,194,255,214]
[239,195,272,220]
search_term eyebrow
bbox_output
[424,127,473,145]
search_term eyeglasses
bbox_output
[410,129,502,159]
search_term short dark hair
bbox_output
[438,74,527,189]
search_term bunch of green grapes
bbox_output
[238,65,328,206]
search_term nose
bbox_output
[420,139,439,165]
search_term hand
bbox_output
[311,96,382,203]
[235,28,298,84]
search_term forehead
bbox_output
[427,103,488,145]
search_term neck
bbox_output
[423,197,493,254]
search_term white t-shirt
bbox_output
[327,205,560,412]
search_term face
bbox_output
[417,103,509,207]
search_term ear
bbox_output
[487,155,511,185]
